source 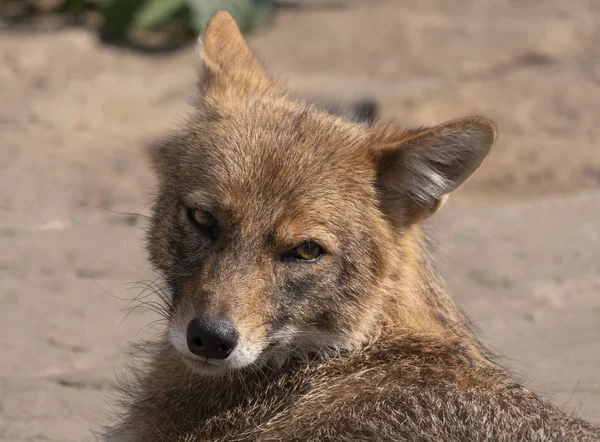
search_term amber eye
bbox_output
[286,241,323,262]
[187,208,215,230]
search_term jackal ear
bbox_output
[373,116,497,223]
[197,10,273,97]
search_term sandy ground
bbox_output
[1,1,599,440]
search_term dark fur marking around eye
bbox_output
[187,208,220,240]
[283,274,319,301]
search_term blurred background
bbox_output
[1,1,599,440]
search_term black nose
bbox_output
[186,315,239,360]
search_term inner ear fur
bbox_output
[372,116,497,224]
[197,10,274,98]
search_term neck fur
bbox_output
[376,225,493,363]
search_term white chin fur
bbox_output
[168,326,263,374]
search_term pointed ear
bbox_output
[197,10,273,97]
[372,116,497,223]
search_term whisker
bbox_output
[90,205,152,220]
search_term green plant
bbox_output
[99,0,273,41]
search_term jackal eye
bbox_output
[284,242,323,262]
[187,208,216,231]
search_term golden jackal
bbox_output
[104,11,600,442]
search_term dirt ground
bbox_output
[1,1,599,440]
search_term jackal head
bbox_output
[147,11,497,375]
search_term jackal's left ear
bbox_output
[372,116,497,223]
[197,10,274,97]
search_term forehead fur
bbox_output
[158,94,378,216]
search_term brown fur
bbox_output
[103,11,600,442]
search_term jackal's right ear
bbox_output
[197,10,274,98]
[372,117,497,224]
